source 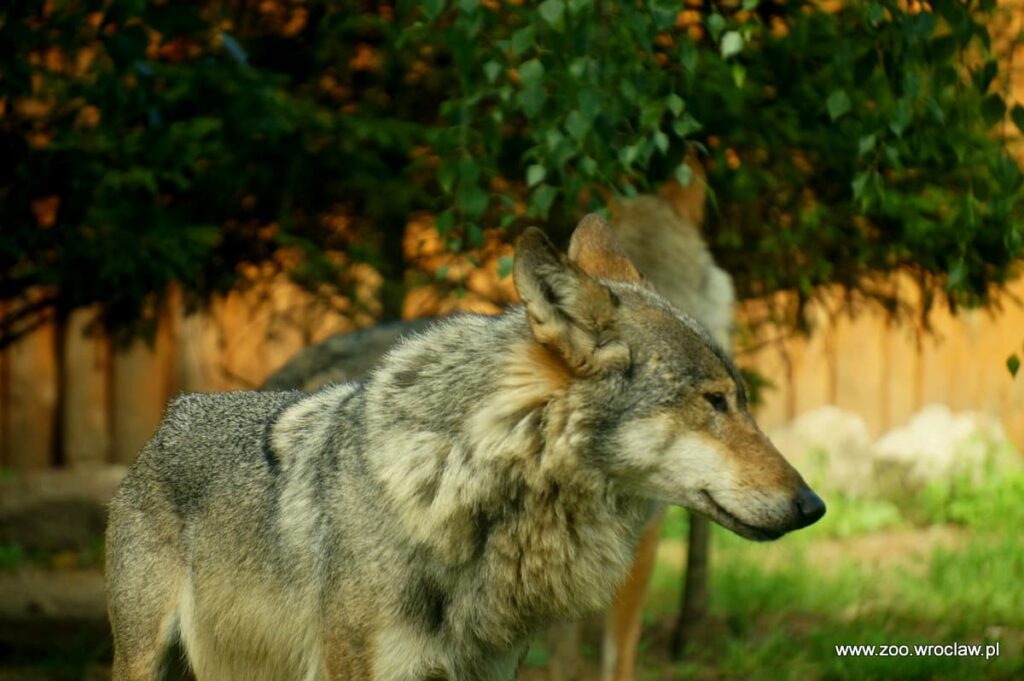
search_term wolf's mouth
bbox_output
[699,490,783,542]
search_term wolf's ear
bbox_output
[513,227,630,376]
[567,213,644,285]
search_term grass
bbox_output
[636,469,1024,680]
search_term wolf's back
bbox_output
[111,391,302,513]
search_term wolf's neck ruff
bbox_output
[357,311,649,646]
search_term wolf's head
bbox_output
[512,216,825,541]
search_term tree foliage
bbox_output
[1,0,1022,345]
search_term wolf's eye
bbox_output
[704,392,728,413]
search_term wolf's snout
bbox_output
[793,486,826,528]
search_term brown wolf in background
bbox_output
[106,213,825,680]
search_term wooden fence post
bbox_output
[61,308,112,467]
[5,314,58,470]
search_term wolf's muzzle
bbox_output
[792,486,826,528]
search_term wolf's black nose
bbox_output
[794,487,826,527]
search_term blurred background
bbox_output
[1,0,1023,679]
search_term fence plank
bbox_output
[918,299,956,410]
[6,318,58,470]
[61,308,111,467]
[791,298,834,417]
[110,306,175,465]
[213,289,271,390]
[991,279,1024,445]
[882,322,921,434]
[174,305,224,394]
[833,307,886,437]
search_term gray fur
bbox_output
[108,221,820,681]
[108,310,649,680]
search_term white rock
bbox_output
[873,403,1018,493]
[768,406,876,496]
[768,403,1020,499]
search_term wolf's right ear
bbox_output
[567,213,645,285]
[513,227,630,376]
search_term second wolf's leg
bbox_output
[600,510,664,681]
[107,504,188,681]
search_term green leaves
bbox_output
[981,94,1006,127]
[721,31,744,60]
[1009,354,1021,378]
[539,0,565,27]
[706,14,726,41]
[526,164,547,187]
[653,131,669,155]
[498,255,514,280]
[516,59,547,118]
[679,39,698,74]
[518,58,545,86]
[530,184,558,217]
[858,134,876,156]
[666,94,684,116]
[889,99,912,136]
[618,144,640,167]
[827,90,851,121]
[577,87,600,118]
[458,185,489,220]
[851,172,870,201]
[568,0,592,15]
[673,113,702,138]
[1010,104,1024,135]
[4,0,1022,348]
[675,163,694,187]
[650,1,677,30]
[972,60,997,93]
[508,26,534,57]
[565,110,590,141]
[423,0,447,21]
[483,60,502,83]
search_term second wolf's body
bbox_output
[257,177,735,681]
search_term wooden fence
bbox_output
[2,273,1023,471]
[0,277,357,470]
[3,0,1024,471]
[740,278,1024,441]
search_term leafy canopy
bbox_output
[1,0,1021,345]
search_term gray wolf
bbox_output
[106,215,825,681]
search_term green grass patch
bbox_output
[638,468,1024,680]
[0,541,26,570]
[810,494,906,538]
